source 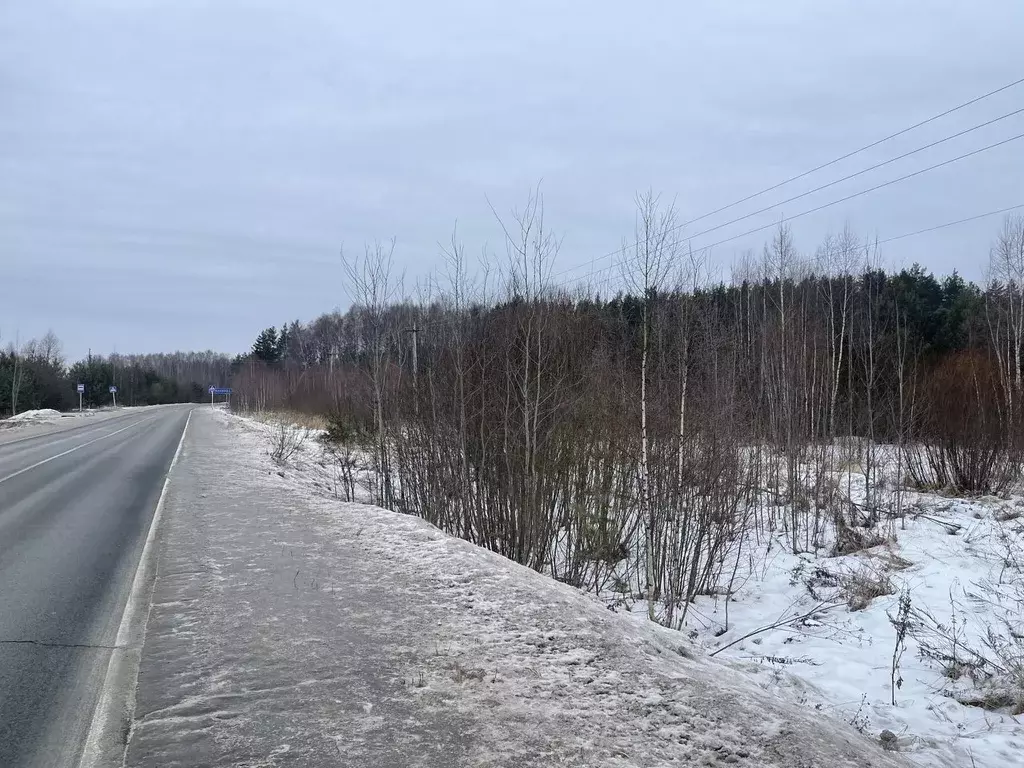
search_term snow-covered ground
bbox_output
[681,490,1024,768]
[199,409,933,767]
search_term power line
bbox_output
[658,107,1024,255]
[549,75,1024,282]
[689,132,1024,260]
[875,203,1024,247]
[556,130,1024,290]
[678,76,1024,227]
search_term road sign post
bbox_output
[109,385,118,408]
[76,383,84,412]
[209,387,232,407]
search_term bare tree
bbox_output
[342,240,402,508]
[8,334,25,417]
[38,330,64,368]
[987,214,1024,422]
[817,225,858,437]
[622,190,678,620]
[438,225,477,539]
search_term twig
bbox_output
[912,512,962,533]
[710,601,841,657]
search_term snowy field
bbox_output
[213,409,968,767]
[684,491,1024,768]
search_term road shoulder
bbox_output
[126,408,474,767]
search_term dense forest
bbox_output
[230,202,1024,625]
[0,339,233,414]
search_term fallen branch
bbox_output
[710,601,841,657]
[911,512,962,534]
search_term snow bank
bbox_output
[6,408,62,422]
[218,410,913,767]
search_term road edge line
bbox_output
[78,407,194,768]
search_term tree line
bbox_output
[0,337,234,414]
[231,199,1024,626]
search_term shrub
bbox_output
[905,352,1021,496]
[321,411,367,446]
[269,420,308,464]
[803,562,894,611]
[830,509,887,557]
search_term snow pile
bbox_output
[5,408,62,422]
[220,409,914,767]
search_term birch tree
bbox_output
[342,240,401,508]
[987,214,1024,423]
[622,190,677,620]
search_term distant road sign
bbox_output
[76,384,85,394]
[109,385,118,394]
[212,388,233,396]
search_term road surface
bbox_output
[0,405,192,768]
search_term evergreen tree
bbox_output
[276,323,290,364]
[251,327,280,364]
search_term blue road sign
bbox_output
[109,385,118,394]
[76,384,85,394]
[211,388,232,396]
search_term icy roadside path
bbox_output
[127,407,912,767]
[126,408,473,767]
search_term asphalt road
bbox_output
[0,405,193,768]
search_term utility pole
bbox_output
[403,325,420,413]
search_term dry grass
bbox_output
[248,409,327,430]
[844,567,895,612]
[861,548,914,573]
[803,560,896,612]
[995,507,1024,523]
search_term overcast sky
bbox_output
[2,0,1023,360]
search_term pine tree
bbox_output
[252,327,280,363]
[276,323,290,364]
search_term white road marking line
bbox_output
[0,417,158,486]
[78,408,193,768]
